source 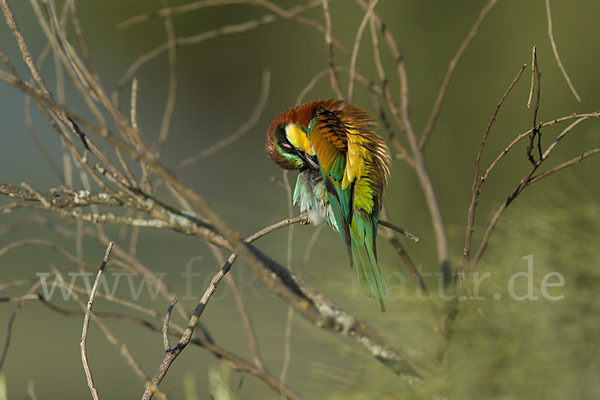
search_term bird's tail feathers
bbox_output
[350,213,387,311]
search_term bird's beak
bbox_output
[298,152,319,170]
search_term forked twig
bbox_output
[142,217,306,400]
[473,116,595,266]
[462,64,527,273]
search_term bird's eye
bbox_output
[281,144,293,153]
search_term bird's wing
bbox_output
[309,107,354,251]
[309,105,388,309]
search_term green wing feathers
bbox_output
[309,104,391,310]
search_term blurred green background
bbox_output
[0,0,599,399]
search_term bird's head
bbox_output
[265,121,315,170]
[265,99,343,170]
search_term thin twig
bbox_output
[279,170,295,398]
[26,380,38,400]
[302,224,323,264]
[527,48,542,164]
[117,0,325,31]
[0,238,90,266]
[545,0,581,102]
[48,265,157,394]
[0,306,19,372]
[0,0,50,95]
[162,297,178,351]
[208,244,266,372]
[24,96,64,183]
[527,46,536,108]
[141,257,298,399]
[347,0,379,103]
[176,70,270,170]
[419,0,497,149]
[69,1,101,89]
[528,148,600,185]
[80,241,114,400]
[378,219,419,242]
[367,18,413,166]
[321,0,344,100]
[117,0,245,29]
[156,0,178,154]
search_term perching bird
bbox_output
[265,99,391,310]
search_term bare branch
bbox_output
[0,0,50,95]
[43,265,158,395]
[143,255,294,398]
[0,183,228,248]
[482,112,600,183]
[142,215,310,399]
[473,117,595,266]
[0,184,121,207]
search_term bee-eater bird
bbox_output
[265,99,391,310]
